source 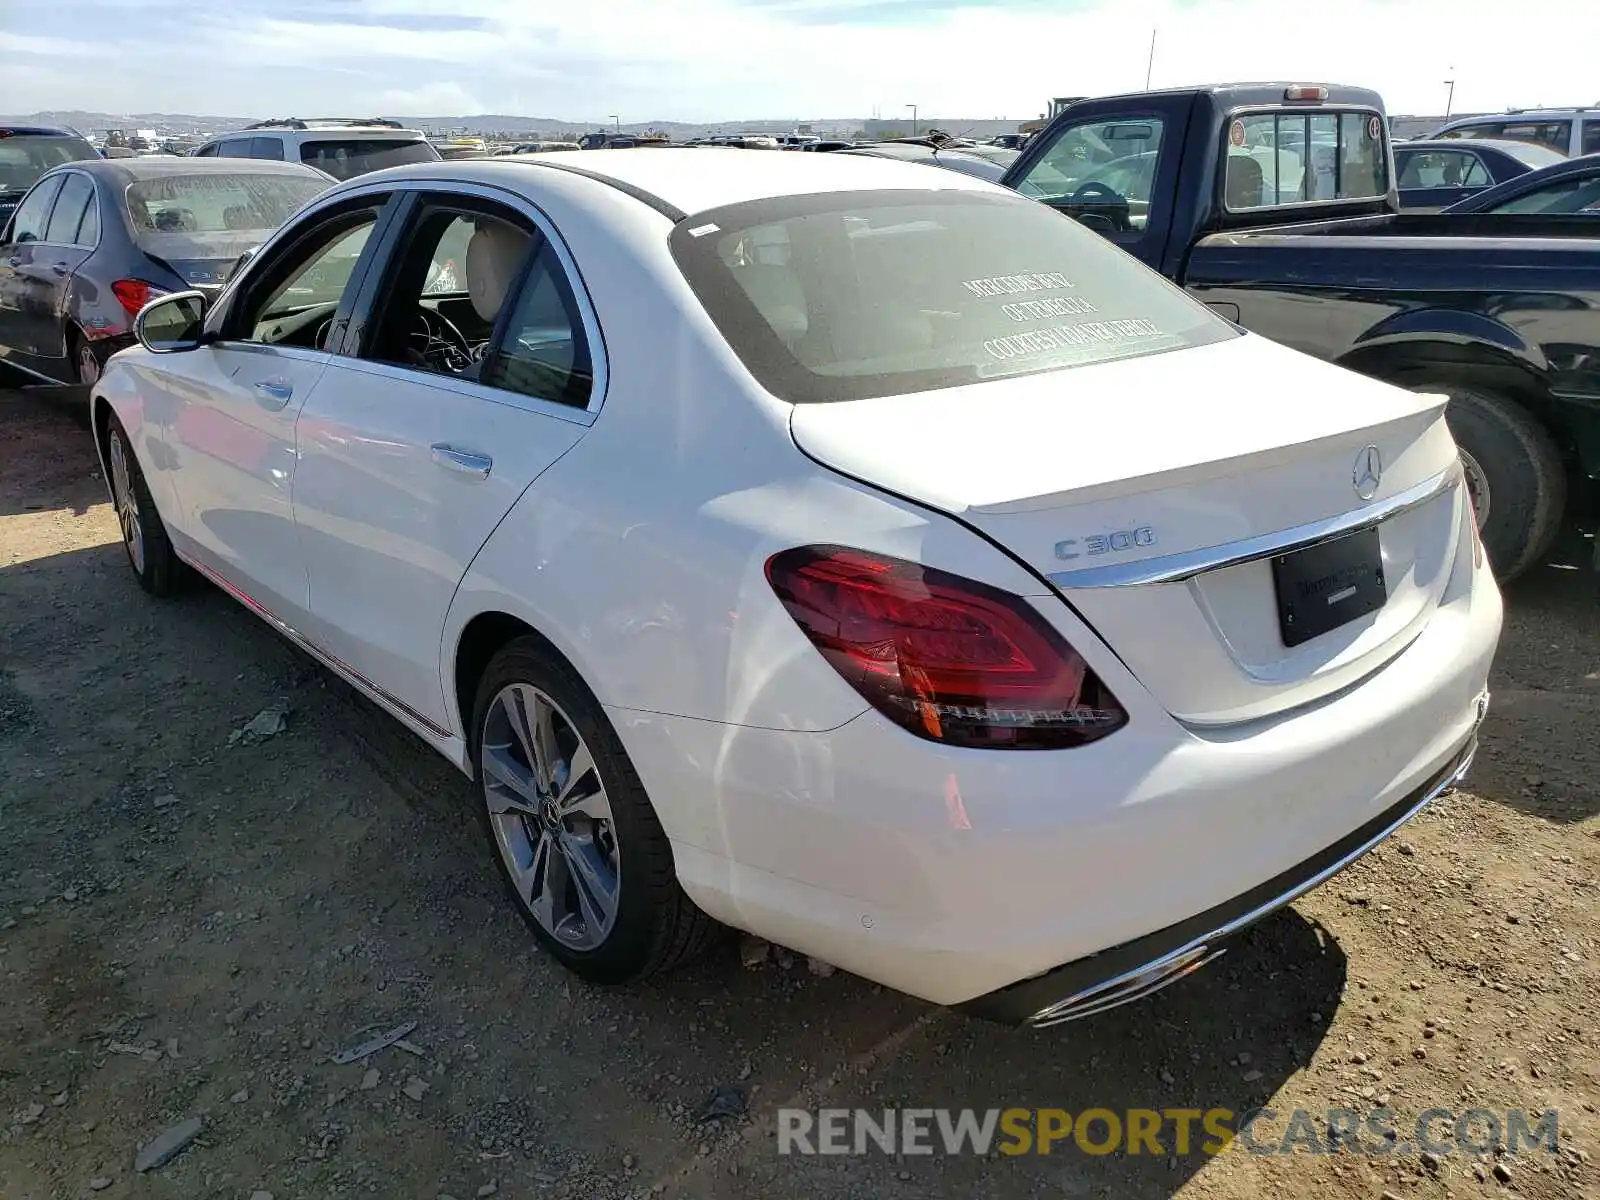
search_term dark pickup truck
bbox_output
[1000,84,1600,580]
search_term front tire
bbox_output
[1414,381,1566,582]
[105,413,182,596]
[470,637,720,984]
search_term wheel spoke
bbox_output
[524,831,562,929]
[559,834,617,936]
[529,690,562,795]
[555,741,608,819]
[482,745,542,815]
[499,687,540,783]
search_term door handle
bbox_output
[252,379,294,409]
[51,263,68,277]
[430,444,492,479]
[6,256,20,268]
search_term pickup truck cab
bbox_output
[1003,84,1600,579]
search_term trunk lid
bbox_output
[789,335,1468,726]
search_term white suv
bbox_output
[193,118,442,180]
[1428,107,1600,158]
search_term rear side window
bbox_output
[217,139,253,157]
[44,173,94,244]
[250,137,285,160]
[1224,109,1387,210]
[1584,121,1600,157]
[1496,121,1572,154]
[671,189,1236,405]
[480,239,595,408]
[298,139,440,180]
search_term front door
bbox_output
[1001,96,1192,271]
[0,174,66,372]
[293,189,600,733]
[156,198,391,624]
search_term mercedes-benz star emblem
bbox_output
[1352,444,1383,501]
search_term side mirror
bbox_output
[135,290,207,353]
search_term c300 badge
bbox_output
[1055,526,1156,561]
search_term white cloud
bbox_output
[3,0,1598,120]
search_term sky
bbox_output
[3,0,1598,123]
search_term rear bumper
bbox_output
[958,732,1478,1026]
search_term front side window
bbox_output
[298,139,440,180]
[44,173,94,244]
[232,210,381,347]
[7,175,63,243]
[671,189,1236,405]
[1224,109,1387,210]
[1011,116,1166,232]
[1489,175,1600,215]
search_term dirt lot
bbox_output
[1,385,1597,1200]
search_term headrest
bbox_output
[465,219,530,322]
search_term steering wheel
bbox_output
[410,308,474,372]
[1065,180,1131,231]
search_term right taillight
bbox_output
[765,545,1127,749]
[111,279,166,321]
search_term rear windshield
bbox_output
[671,189,1236,404]
[299,138,440,179]
[125,173,329,255]
[0,135,97,195]
[1224,110,1388,210]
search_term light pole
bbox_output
[609,114,620,134]
[1443,77,1455,120]
[906,103,917,136]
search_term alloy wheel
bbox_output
[481,684,620,950]
[107,428,145,574]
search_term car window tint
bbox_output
[1225,111,1386,210]
[1585,122,1600,157]
[1011,116,1166,232]
[76,188,100,245]
[298,139,440,180]
[240,213,380,344]
[1398,150,1485,189]
[8,175,64,243]
[1494,121,1572,154]
[194,143,218,157]
[672,189,1235,405]
[480,239,594,408]
[1491,176,1600,215]
[217,139,253,157]
[250,137,285,160]
[44,173,93,244]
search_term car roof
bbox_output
[1398,138,1565,165]
[1077,83,1383,112]
[348,147,1005,219]
[59,156,333,186]
[1,125,89,138]
[1439,108,1596,123]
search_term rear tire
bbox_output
[470,636,721,984]
[1412,381,1566,582]
[66,331,102,428]
[105,413,183,597]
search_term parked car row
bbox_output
[84,143,1496,1026]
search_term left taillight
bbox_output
[765,545,1128,749]
[111,279,167,321]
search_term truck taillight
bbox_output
[1284,86,1330,103]
[766,546,1127,749]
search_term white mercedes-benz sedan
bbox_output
[90,149,1500,1026]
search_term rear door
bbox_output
[291,185,599,733]
[1001,94,1194,269]
[22,169,98,365]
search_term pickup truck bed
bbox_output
[1003,84,1600,579]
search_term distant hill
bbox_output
[1,109,1017,141]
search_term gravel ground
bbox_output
[1,384,1597,1200]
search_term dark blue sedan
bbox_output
[0,156,330,387]
[1443,152,1600,215]
[1394,137,1563,211]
